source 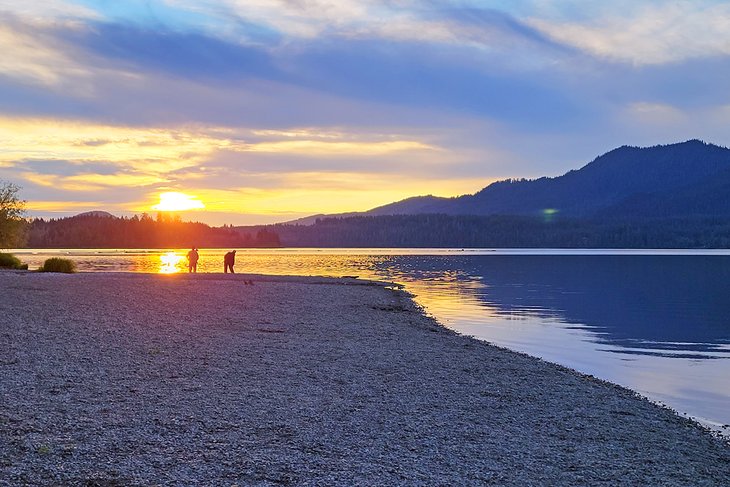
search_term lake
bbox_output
[10,248,730,435]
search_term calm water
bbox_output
[11,248,730,434]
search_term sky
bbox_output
[1,0,730,225]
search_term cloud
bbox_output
[20,171,169,192]
[251,128,344,139]
[164,0,432,40]
[64,21,281,82]
[0,116,225,171]
[161,0,568,53]
[0,116,448,174]
[526,1,730,65]
[424,4,573,55]
[27,200,107,212]
[243,139,436,156]
[42,18,580,126]
[0,0,98,22]
[625,102,686,125]
[0,18,92,90]
[0,9,594,130]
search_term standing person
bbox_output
[224,250,236,273]
[187,247,199,273]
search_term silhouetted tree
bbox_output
[0,181,28,249]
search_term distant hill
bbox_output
[283,211,363,225]
[300,140,730,222]
[74,210,116,218]
[370,140,730,219]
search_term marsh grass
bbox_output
[0,252,27,270]
[39,258,77,273]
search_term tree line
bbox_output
[27,213,281,248]
[251,214,730,248]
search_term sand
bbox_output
[1,271,728,486]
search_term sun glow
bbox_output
[152,192,205,212]
[159,252,183,274]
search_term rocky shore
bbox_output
[1,272,728,485]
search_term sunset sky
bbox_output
[2,1,730,225]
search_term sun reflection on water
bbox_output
[159,252,183,274]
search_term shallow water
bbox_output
[11,248,730,434]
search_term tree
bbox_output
[0,181,28,248]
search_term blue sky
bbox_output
[1,0,729,224]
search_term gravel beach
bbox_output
[1,272,729,486]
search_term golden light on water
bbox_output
[159,252,183,274]
[152,192,205,212]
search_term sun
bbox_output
[151,192,205,211]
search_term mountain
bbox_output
[284,211,363,225]
[365,140,730,220]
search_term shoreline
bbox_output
[3,270,729,435]
[1,272,728,484]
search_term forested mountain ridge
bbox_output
[255,140,730,248]
[354,140,730,220]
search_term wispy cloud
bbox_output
[0,19,91,89]
[21,171,169,191]
[0,117,225,172]
[243,139,436,156]
[625,102,686,125]
[0,0,98,22]
[527,1,730,65]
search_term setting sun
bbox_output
[151,192,205,212]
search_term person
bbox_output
[224,250,236,273]
[187,247,199,273]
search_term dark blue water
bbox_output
[369,254,730,433]
[378,255,730,357]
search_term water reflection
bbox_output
[159,252,183,274]
[375,255,730,359]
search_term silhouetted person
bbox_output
[187,247,199,273]
[224,250,236,273]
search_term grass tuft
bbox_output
[38,258,77,273]
[36,444,51,455]
[0,252,25,269]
